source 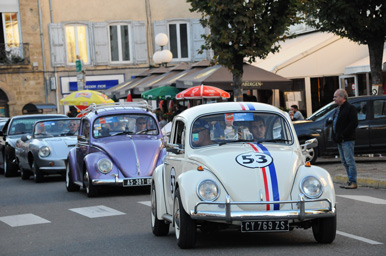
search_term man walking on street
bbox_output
[332,89,358,189]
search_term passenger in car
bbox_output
[248,117,266,141]
[192,120,215,147]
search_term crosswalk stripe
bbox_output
[337,195,386,205]
[69,205,125,218]
[138,201,151,207]
[0,213,50,227]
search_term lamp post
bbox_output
[153,33,173,67]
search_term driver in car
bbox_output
[248,117,266,141]
[135,117,147,132]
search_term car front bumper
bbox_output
[91,176,152,187]
[190,194,335,222]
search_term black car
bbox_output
[0,114,68,177]
[293,95,386,163]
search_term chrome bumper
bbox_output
[190,194,335,222]
[92,176,152,186]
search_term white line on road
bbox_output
[69,205,125,218]
[337,231,383,245]
[0,213,51,227]
[337,195,386,204]
[138,201,151,207]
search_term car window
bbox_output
[33,119,80,138]
[83,120,90,139]
[307,102,337,121]
[93,114,159,138]
[172,120,185,150]
[352,101,368,121]
[9,116,66,135]
[373,100,386,119]
[191,112,293,148]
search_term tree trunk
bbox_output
[232,56,244,102]
[368,39,384,95]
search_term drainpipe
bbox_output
[38,0,48,103]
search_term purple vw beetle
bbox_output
[65,102,166,197]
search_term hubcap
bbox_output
[84,172,90,193]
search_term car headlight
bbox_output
[97,158,113,174]
[38,146,50,157]
[300,176,323,199]
[197,179,220,201]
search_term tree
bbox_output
[187,0,301,101]
[303,0,386,94]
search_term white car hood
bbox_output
[43,137,77,159]
[190,143,301,210]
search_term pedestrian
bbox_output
[332,89,358,189]
[290,105,304,120]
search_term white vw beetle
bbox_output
[151,102,336,248]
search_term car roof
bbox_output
[348,95,386,101]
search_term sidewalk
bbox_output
[315,155,386,189]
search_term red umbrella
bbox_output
[176,84,230,100]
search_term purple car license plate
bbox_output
[241,220,289,232]
[123,178,152,187]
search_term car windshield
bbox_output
[93,114,159,138]
[9,117,65,135]
[33,119,80,138]
[191,112,293,148]
[307,102,337,122]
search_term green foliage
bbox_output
[303,0,386,45]
[187,0,302,76]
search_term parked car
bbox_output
[0,114,68,177]
[66,102,166,197]
[0,118,9,131]
[293,95,386,164]
[151,102,336,248]
[15,118,80,182]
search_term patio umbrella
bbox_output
[60,90,114,106]
[141,86,183,100]
[176,84,230,100]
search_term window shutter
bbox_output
[191,19,206,61]
[93,22,109,65]
[48,23,66,66]
[153,20,168,52]
[133,21,148,64]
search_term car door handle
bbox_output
[358,125,369,129]
[164,161,169,165]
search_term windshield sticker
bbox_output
[99,117,105,124]
[192,133,199,141]
[104,116,117,123]
[235,152,273,168]
[225,113,234,122]
[234,113,254,121]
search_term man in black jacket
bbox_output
[332,89,358,189]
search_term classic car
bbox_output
[0,114,68,177]
[294,95,386,163]
[15,118,80,182]
[151,102,336,248]
[66,102,166,197]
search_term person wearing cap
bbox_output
[192,120,215,147]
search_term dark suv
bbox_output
[293,95,386,163]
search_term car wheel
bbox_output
[312,215,337,243]
[84,170,98,197]
[66,161,79,192]
[4,154,17,177]
[151,183,170,236]
[174,188,196,249]
[20,168,30,180]
[304,146,318,164]
[32,161,43,183]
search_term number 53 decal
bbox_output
[235,152,273,168]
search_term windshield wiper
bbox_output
[136,128,157,135]
[112,130,134,136]
[256,139,292,143]
[219,139,253,146]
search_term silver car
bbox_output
[15,118,80,182]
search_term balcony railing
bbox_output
[0,43,30,65]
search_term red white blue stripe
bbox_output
[239,102,255,111]
[247,143,280,210]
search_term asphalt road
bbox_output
[0,172,385,256]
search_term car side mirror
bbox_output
[326,117,333,125]
[77,135,87,142]
[301,138,318,150]
[166,143,184,154]
[21,135,31,142]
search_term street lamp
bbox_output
[153,33,172,67]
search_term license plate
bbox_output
[241,220,289,232]
[123,178,152,187]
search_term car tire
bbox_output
[32,161,44,183]
[66,161,79,192]
[84,170,98,197]
[174,188,196,249]
[312,215,337,243]
[151,183,170,236]
[20,168,30,180]
[4,153,17,177]
[304,146,318,164]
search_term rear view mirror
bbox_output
[302,138,318,150]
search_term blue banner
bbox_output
[69,80,119,91]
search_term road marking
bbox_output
[0,213,50,227]
[337,231,383,245]
[138,201,151,207]
[69,205,125,218]
[337,195,386,204]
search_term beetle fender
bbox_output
[83,152,120,180]
[152,164,167,220]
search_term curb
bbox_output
[333,174,386,189]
